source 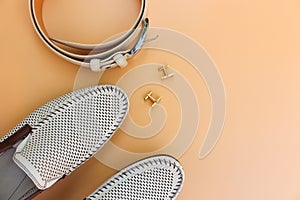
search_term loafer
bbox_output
[0,85,129,200]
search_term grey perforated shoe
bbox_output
[0,85,129,200]
[85,155,185,200]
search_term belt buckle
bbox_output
[130,18,159,56]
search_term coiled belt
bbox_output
[29,0,149,72]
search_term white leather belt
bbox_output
[29,0,149,72]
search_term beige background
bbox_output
[1,0,300,199]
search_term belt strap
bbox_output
[29,0,149,72]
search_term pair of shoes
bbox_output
[0,85,184,200]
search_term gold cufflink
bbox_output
[159,65,174,80]
[144,91,161,107]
